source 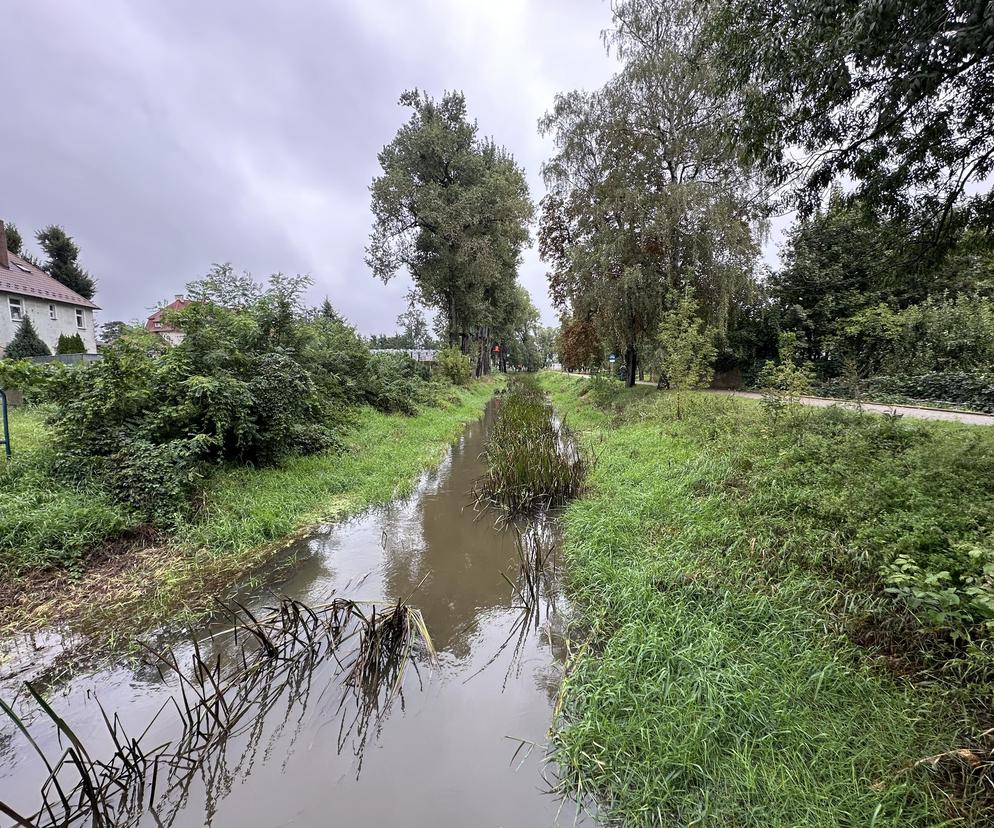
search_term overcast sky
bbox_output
[2,0,627,333]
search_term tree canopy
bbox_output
[539,0,764,385]
[368,89,534,371]
[704,0,994,237]
[4,222,23,256]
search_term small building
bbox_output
[145,296,191,345]
[0,222,99,355]
[370,348,438,364]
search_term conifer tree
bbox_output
[4,317,51,359]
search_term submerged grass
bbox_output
[1,381,498,640]
[542,371,994,827]
[475,374,588,514]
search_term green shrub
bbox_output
[435,346,473,385]
[363,352,430,415]
[35,271,357,521]
[884,538,994,636]
[838,296,994,375]
[583,373,623,409]
[4,317,50,359]
[56,333,86,354]
[3,267,452,562]
[817,372,994,412]
[757,332,815,423]
[107,437,209,526]
[305,314,372,410]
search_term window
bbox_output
[14,263,31,274]
[154,321,162,329]
[75,308,85,329]
[49,304,57,320]
[8,297,22,322]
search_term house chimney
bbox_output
[0,221,9,270]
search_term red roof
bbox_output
[146,297,191,332]
[0,252,100,309]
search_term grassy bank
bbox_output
[0,380,497,639]
[542,372,994,826]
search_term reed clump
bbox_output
[475,375,589,514]
[0,595,435,828]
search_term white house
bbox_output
[0,221,99,356]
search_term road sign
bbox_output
[608,353,616,364]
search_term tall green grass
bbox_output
[0,407,133,575]
[542,371,993,827]
[475,374,588,514]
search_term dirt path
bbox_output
[569,373,994,426]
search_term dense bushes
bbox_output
[435,346,473,385]
[818,372,994,413]
[835,296,994,376]
[2,267,451,531]
[56,333,86,354]
[364,352,431,415]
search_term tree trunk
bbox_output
[625,344,637,388]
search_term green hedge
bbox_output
[817,372,994,413]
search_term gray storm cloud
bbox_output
[1,0,616,332]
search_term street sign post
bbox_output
[0,390,10,459]
[608,353,616,364]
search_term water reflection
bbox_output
[1,401,592,827]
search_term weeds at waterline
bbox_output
[474,375,590,515]
[0,595,435,827]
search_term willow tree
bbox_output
[367,90,533,353]
[704,0,994,237]
[539,0,764,386]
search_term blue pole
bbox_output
[0,389,9,459]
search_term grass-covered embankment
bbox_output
[542,371,994,826]
[0,380,497,638]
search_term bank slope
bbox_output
[543,371,991,827]
[1,381,497,639]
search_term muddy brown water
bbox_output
[0,401,593,827]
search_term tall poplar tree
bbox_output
[367,90,533,355]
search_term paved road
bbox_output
[709,389,994,426]
[571,373,994,426]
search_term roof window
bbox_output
[14,263,31,273]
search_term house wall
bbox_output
[0,291,98,355]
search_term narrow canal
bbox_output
[0,399,589,827]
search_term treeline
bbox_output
[545,0,994,406]
[1,265,467,528]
